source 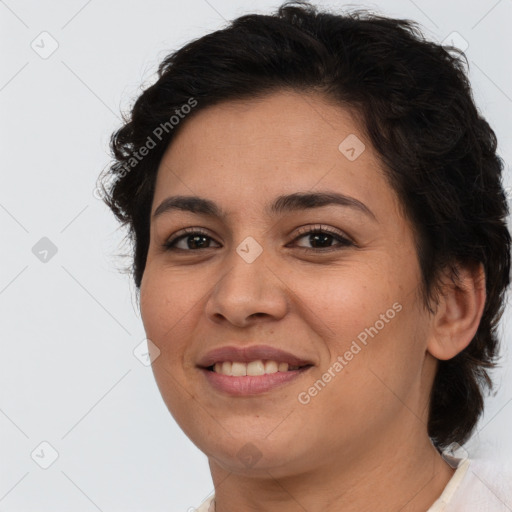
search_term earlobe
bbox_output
[426,262,486,361]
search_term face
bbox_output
[139,90,437,477]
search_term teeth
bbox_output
[212,360,303,376]
[231,361,247,376]
[247,360,265,376]
[278,362,290,372]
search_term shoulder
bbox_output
[447,457,512,512]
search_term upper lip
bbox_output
[196,345,315,368]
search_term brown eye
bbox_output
[291,225,354,251]
[163,228,220,251]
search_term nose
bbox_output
[204,247,289,328]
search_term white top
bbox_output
[194,456,512,512]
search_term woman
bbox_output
[98,1,512,510]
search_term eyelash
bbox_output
[162,224,355,253]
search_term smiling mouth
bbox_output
[205,360,313,376]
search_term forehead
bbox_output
[152,90,399,221]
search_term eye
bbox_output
[162,227,220,251]
[290,224,354,252]
[162,225,354,252]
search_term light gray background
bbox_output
[1,1,511,511]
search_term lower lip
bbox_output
[200,367,312,395]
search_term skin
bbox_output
[139,90,486,512]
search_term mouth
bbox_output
[196,345,315,394]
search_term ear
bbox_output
[426,262,486,361]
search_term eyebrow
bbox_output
[152,191,377,222]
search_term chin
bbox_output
[197,431,310,475]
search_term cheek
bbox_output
[289,262,398,346]
[139,269,202,420]
[140,263,203,326]
[291,261,424,398]
[139,268,200,362]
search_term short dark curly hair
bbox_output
[98,0,511,451]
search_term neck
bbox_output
[208,429,455,512]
